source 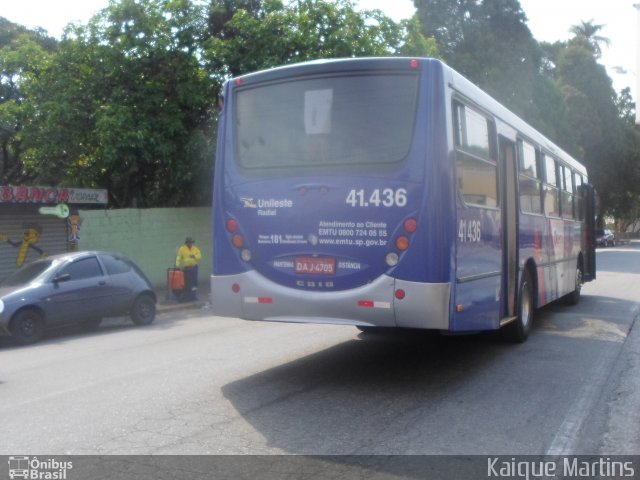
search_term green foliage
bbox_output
[19,0,217,207]
[3,0,639,222]
[616,87,636,124]
[415,0,543,122]
[0,27,54,184]
[397,17,439,57]
[551,33,626,219]
[569,20,610,59]
[414,0,640,224]
[2,0,438,207]
[204,0,412,79]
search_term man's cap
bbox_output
[185,237,194,243]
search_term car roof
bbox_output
[44,251,129,262]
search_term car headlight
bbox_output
[0,299,4,315]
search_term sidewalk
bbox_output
[155,281,209,314]
[600,312,640,453]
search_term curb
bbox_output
[157,300,207,314]
[155,286,209,314]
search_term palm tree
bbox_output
[569,20,610,57]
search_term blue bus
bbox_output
[211,57,596,342]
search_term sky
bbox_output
[1,0,637,100]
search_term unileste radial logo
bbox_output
[7,457,73,480]
[241,197,294,217]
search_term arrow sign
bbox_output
[38,203,70,219]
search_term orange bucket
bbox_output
[167,268,185,291]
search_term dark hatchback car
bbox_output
[595,229,616,247]
[0,251,156,344]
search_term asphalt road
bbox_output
[1,244,639,455]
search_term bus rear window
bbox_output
[234,73,419,169]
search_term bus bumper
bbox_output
[210,272,451,330]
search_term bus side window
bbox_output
[560,165,574,219]
[454,102,498,208]
[543,155,560,218]
[517,140,542,214]
[574,173,585,220]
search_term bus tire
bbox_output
[564,262,583,306]
[503,270,534,343]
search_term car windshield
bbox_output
[1,260,54,286]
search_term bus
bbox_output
[210,57,596,342]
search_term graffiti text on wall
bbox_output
[0,185,108,205]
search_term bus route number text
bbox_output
[345,188,407,208]
[458,219,482,243]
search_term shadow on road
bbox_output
[0,309,199,349]
[220,287,638,456]
[220,330,523,455]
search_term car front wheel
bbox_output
[130,294,156,326]
[10,309,45,345]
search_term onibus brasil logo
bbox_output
[8,457,73,480]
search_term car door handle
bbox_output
[98,280,106,286]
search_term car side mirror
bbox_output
[53,273,71,284]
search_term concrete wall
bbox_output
[78,207,212,288]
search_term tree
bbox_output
[569,20,610,58]
[616,87,636,124]
[20,0,217,207]
[0,19,55,184]
[414,0,640,226]
[413,0,476,60]
[7,0,437,207]
[397,16,439,57]
[204,0,416,79]
[551,29,638,223]
[554,39,618,159]
[414,0,546,123]
[603,89,640,231]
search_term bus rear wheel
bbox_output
[564,263,583,306]
[503,270,534,343]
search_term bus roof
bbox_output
[228,57,587,177]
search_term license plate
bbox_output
[295,257,336,275]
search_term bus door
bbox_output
[499,136,519,319]
[583,184,597,281]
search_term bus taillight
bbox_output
[396,236,410,251]
[226,218,238,232]
[404,218,417,233]
[232,234,244,248]
[226,218,250,259]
